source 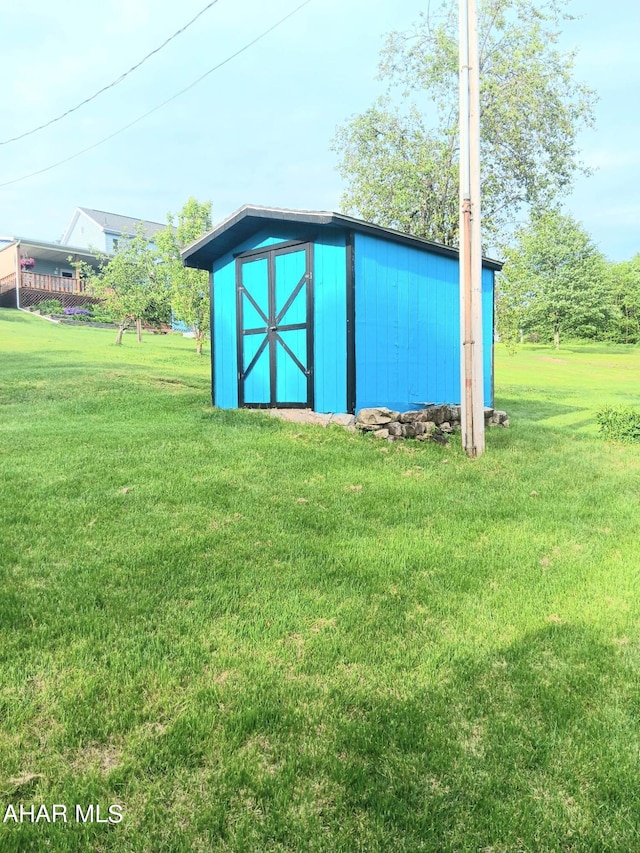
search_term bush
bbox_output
[87,305,116,324]
[36,299,63,314]
[596,406,640,443]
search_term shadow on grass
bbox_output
[0,621,634,852]
[128,623,633,851]
[497,394,597,427]
[316,623,635,849]
[554,342,639,356]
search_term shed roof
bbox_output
[182,205,503,271]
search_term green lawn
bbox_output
[1,310,639,852]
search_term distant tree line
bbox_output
[497,209,640,348]
[76,198,212,353]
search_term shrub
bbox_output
[36,299,63,314]
[87,305,116,323]
[596,406,640,443]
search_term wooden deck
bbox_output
[20,271,88,294]
[0,272,96,310]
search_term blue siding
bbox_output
[171,315,190,333]
[313,232,347,413]
[482,266,494,405]
[28,259,75,277]
[105,232,122,253]
[212,254,239,409]
[354,234,493,411]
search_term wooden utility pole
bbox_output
[459,0,485,457]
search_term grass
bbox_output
[1,310,639,852]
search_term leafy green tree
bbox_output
[607,255,640,344]
[497,209,613,347]
[156,198,212,356]
[333,0,596,246]
[333,103,458,244]
[81,227,167,345]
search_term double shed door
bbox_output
[236,243,313,408]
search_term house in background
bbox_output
[182,205,502,414]
[0,207,173,311]
[0,237,101,310]
[61,207,168,253]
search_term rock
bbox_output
[425,405,449,424]
[447,405,461,422]
[355,404,508,442]
[429,430,449,445]
[373,428,390,439]
[399,410,422,423]
[412,411,434,423]
[331,413,357,428]
[356,407,400,427]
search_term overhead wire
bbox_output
[0,0,314,190]
[0,0,221,146]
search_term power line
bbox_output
[0,0,314,190]
[0,0,221,147]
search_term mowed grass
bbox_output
[1,310,639,852]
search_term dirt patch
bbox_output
[264,408,355,428]
[71,742,122,776]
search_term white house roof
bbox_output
[61,207,169,244]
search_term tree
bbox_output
[607,255,640,344]
[155,198,212,356]
[332,0,596,247]
[82,227,167,345]
[497,209,613,347]
[333,103,458,244]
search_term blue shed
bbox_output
[182,206,502,414]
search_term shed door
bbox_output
[237,243,313,408]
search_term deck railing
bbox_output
[20,272,88,294]
[0,273,16,294]
[20,271,86,293]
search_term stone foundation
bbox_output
[355,405,509,441]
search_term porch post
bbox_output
[14,241,21,309]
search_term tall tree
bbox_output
[156,198,212,356]
[81,227,166,345]
[333,0,596,246]
[607,255,640,344]
[497,209,613,347]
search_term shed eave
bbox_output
[181,205,503,271]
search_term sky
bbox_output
[1,0,638,262]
